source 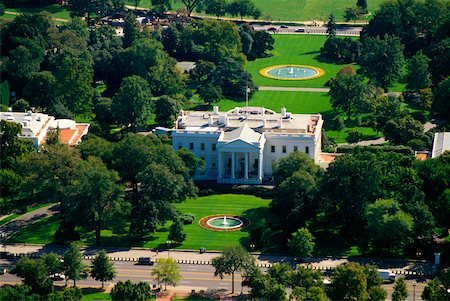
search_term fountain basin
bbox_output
[199,214,249,232]
[259,64,325,80]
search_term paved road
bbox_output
[252,25,362,36]
[0,259,427,299]
[0,204,59,239]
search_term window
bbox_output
[178,143,183,150]
[271,145,275,153]
[294,146,298,152]
[305,146,309,154]
[212,163,216,168]
[212,143,216,151]
[282,146,287,153]
[201,143,205,151]
[189,142,194,150]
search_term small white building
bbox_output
[171,106,323,184]
[432,132,450,158]
[0,111,89,148]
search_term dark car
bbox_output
[295,28,305,32]
[0,252,14,260]
[267,27,277,31]
[137,257,154,265]
[280,25,288,28]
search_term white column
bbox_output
[231,152,235,179]
[218,151,222,179]
[258,150,263,183]
[244,152,249,180]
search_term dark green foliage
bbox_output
[23,71,57,109]
[179,213,195,224]
[0,169,23,199]
[359,35,405,89]
[168,217,186,244]
[123,13,138,48]
[68,0,124,25]
[392,278,408,301]
[227,0,261,20]
[320,37,360,63]
[422,278,447,301]
[0,81,10,108]
[111,280,152,301]
[47,287,82,301]
[346,129,363,144]
[155,95,181,127]
[176,148,205,177]
[326,14,336,39]
[239,23,274,60]
[112,75,153,132]
[12,257,54,296]
[288,228,315,257]
[382,116,423,145]
[202,0,228,17]
[63,242,87,287]
[356,0,367,10]
[330,263,371,300]
[12,99,30,112]
[0,120,34,169]
[41,253,63,276]
[432,77,450,122]
[91,250,116,288]
[406,50,432,91]
[0,285,40,301]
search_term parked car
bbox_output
[50,273,66,281]
[137,257,155,265]
[267,27,277,31]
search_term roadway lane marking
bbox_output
[187,268,198,271]
[116,274,234,282]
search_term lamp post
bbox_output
[166,240,171,258]
[413,280,416,301]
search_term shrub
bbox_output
[180,213,195,225]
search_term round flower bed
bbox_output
[199,214,250,232]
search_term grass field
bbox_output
[127,0,385,22]
[247,35,355,88]
[81,292,111,301]
[8,194,271,251]
[2,4,71,20]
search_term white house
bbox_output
[432,132,450,158]
[0,111,89,148]
[171,106,323,184]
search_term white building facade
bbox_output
[171,106,323,184]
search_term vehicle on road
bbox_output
[280,25,288,28]
[50,273,66,281]
[0,252,14,260]
[137,257,155,265]
[295,28,305,32]
[267,27,277,31]
[378,269,396,283]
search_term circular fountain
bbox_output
[259,64,325,80]
[199,215,248,231]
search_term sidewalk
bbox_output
[2,244,434,276]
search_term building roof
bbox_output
[221,123,262,143]
[432,132,450,158]
[175,106,321,135]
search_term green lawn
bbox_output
[8,194,271,251]
[2,4,71,20]
[216,91,332,114]
[247,35,355,88]
[81,292,112,301]
[127,0,384,22]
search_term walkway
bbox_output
[3,11,69,22]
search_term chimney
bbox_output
[281,107,287,118]
[279,118,283,128]
[213,106,219,115]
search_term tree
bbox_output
[68,0,124,25]
[392,278,408,301]
[344,7,362,24]
[326,14,336,39]
[0,285,40,301]
[212,245,255,294]
[123,12,138,48]
[55,56,94,116]
[382,116,423,145]
[356,0,367,10]
[112,75,153,132]
[203,0,228,18]
[406,50,432,91]
[23,71,57,109]
[366,199,414,253]
[421,278,447,301]
[47,287,83,301]
[111,280,152,301]
[177,148,205,177]
[359,35,405,89]
[330,262,369,301]
[63,242,86,287]
[13,99,30,112]
[64,156,124,245]
[176,0,204,16]
[288,228,315,258]
[155,96,181,127]
[346,129,363,144]
[151,258,181,290]
[369,286,387,301]
[197,82,223,104]
[91,251,116,288]
[329,72,368,120]
[41,253,63,276]
[227,0,261,20]
[12,257,53,296]
[0,120,34,169]
[432,77,450,122]
[168,217,186,244]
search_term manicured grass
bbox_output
[81,292,111,301]
[0,202,56,226]
[8,194,271,251]
[3,4,72,20]
[216,91,332,114]
[247,35,355,88]
[127,0,384,22]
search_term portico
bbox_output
[217,124,265,184]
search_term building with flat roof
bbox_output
[0,111,89,148]
[171,106,323,184]
[432,132,450,158]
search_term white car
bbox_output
[50,273,66,281]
